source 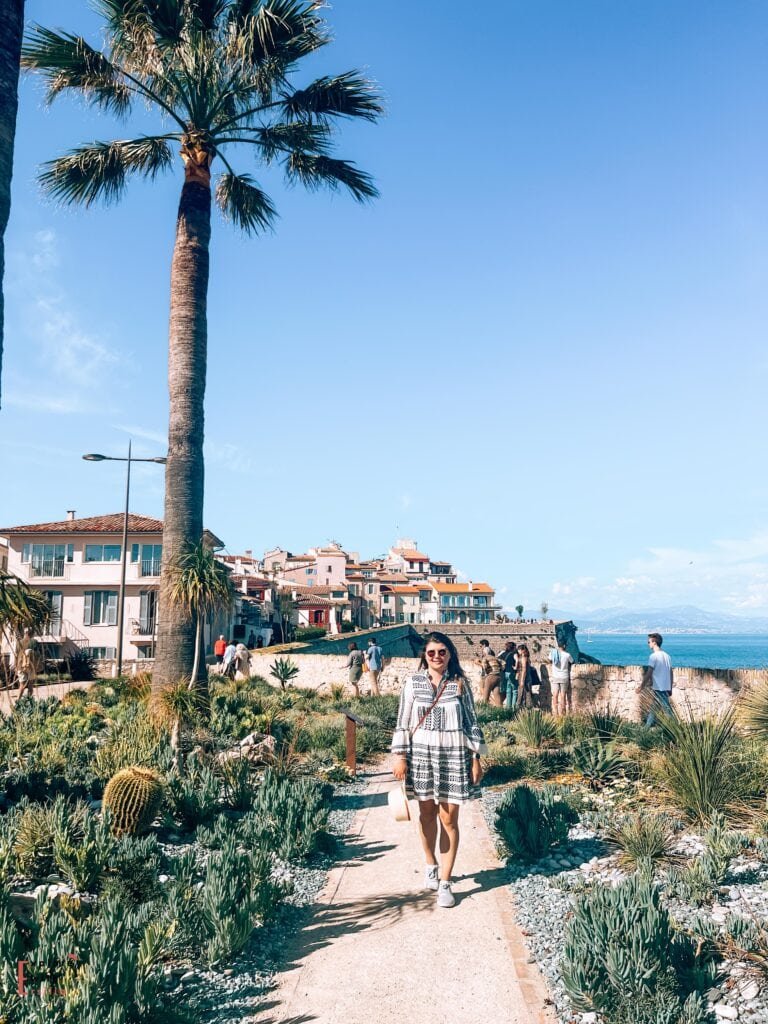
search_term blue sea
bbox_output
[579,633,768,670]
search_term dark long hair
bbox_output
[419,631,468,693]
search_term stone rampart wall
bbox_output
[245,649,764,720]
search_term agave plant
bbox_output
[270,656,299,691]
[571,738,627,789]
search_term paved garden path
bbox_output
[258,768,553,1024]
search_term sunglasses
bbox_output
[426,649,448,659]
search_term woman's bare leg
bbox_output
[418,800,439,865]
[437,802,460,880]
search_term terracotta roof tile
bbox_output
[394,548,430,561]
[0,513,163,535]
[432,582,494,594]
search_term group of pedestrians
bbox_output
[477,637,573,713]
[346,636,384,697]
[213,635,250,679]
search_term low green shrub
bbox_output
[495,784,578,861]
[561,873,715,1024]
[102,833,164,907]
[584,702,625,742]
[666,813,749,906]
[294,626,327,641]
[251,769,331,861]
[53,805,115,893]
[218,755,259,811]
[13,795,74,879]
[166,762,219,831]
[200,834,287,964]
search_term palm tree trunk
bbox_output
[154,144,212,691]
[0,0,24,410]
[188,613,202,690]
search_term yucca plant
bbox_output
[585,702,624,742]
[738,676,768,739]
[604,811,680,872]
[22,1,381,691]
[655,702,746,822]
[511,709,556,749]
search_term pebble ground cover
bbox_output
[482,693,768,1024]
[0,673,398,1023]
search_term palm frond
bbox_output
[189,0,229,33]
[215,171,277,233]
[39,137,174,206]
[227,0,328,66]
[167,541,235,619]
[282,72,383,123]
[286,151,378,202]
[243,121,330,161]
[21,25,132,116]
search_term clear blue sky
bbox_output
[2,0,767,617]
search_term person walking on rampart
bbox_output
[641,632,673,726]
[346,641,365,697]
[480,650,504,705]
[364,636,383,696]
[391,631,486,908]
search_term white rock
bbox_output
[714,1003,738,1020]
[739,981,759,1001]
[581,1014,598,1024]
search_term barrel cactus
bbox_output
[103,766,164,835]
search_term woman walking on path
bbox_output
[345,641,365,697]
[391,631,486,908]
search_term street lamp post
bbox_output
[83,443,166,676]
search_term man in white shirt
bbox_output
[550,639,574,717]
[642,632,673,726]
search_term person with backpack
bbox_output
[549,638,574,716]
[480,650,504,705]
[364,636,383,696]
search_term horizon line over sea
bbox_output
[577,632,768,670]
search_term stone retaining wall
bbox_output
[245,650,764,720]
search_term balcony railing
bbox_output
[27,560,70,580]
[140,559,162,578]
[132,616,157,636]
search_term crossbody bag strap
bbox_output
[410,677,449,737]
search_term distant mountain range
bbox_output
[548,604,768,635]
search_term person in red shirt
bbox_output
[214,635,227,668]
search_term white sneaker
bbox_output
[437,881,455,908]
[424,865,439,891]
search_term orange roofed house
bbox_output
[431,582,498,625]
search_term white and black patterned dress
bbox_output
[391,672,487,805]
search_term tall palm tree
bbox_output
[21,0,381,688]
[167,540,235,690]
[0,0,25,408]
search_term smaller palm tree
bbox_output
[270,656,299,690]
[0,569,51,686]
[515,604,524,620]
[167,541,235,690]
